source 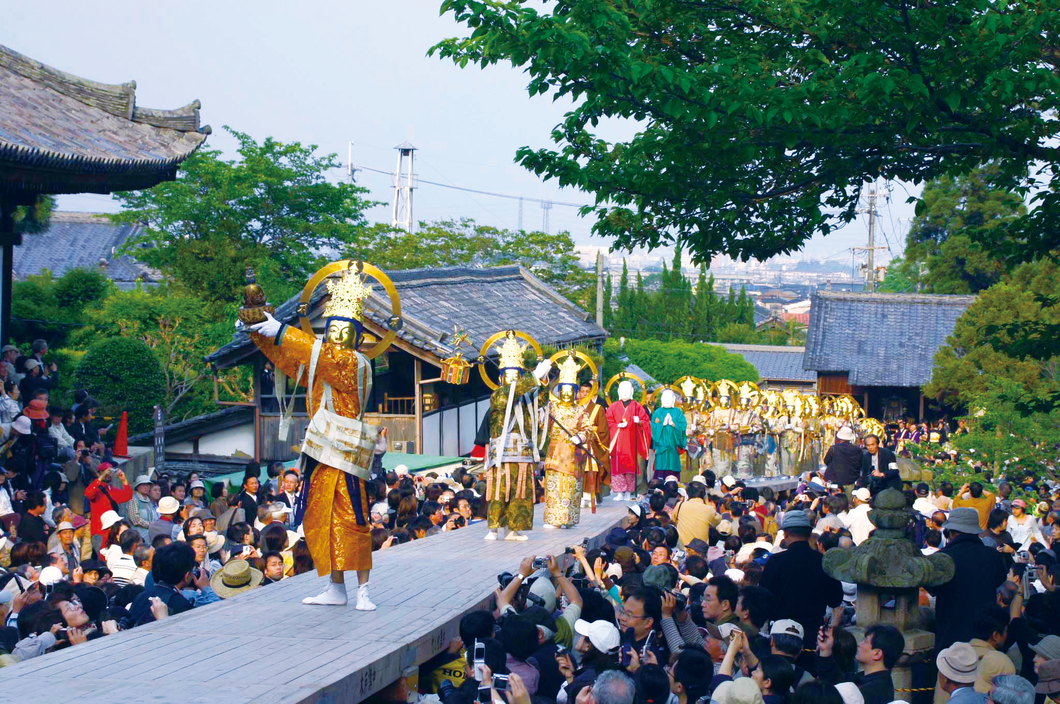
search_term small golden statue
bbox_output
[238,267,275,325]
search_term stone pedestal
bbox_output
[824,489,955,697]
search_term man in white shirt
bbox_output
[846,488,876,545]
[912,483,938,518]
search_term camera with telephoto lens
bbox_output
[497,571,515,589]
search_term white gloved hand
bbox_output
[618,421,629,429]
[571,434,583,446]
[532,359,553,382]
[250,311,283,339]
[633,416,641,424]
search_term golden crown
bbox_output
[557,353,581,385]
[324,268,372,321]
[497,332,526,370]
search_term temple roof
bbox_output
[206,265,608,370]
[804,291,976,387]
[0,44,208,196]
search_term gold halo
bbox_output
[674,376,710,411]
[648,384,683,408]
[547,349,599,405]
[477,330,544,390]
[604,371,648,404]
[298,260,402,360]
[711,379,739,409]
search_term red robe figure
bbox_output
[606,380,650,501]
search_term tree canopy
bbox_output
[433,1,1060,263]
[605,337,759,386]
[113,127,376,308]
[881,165,1024,294]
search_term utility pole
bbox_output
[347,141,360,184]
[854,186,885,291]
[596,251,605,328]
[866,187,877,292]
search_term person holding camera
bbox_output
[82,463,132,556]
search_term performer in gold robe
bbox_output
[542,356,608,528]
[480,332,551,541]
[577,381,610,507]
[245,262,394,609]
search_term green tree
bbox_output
[433,1,1060,263]
[113,127,376,308]
[614,259,632,336]
[14,196,54,235]
[73,337,165,435]
[346,218,595,310]
[606,338,758,385]
[927,258,1060,412]
[715,322,756,345]
[886,166,1025,294]
[54,269,112,313]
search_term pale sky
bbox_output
[4,0,916,263]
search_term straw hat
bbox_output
[210,559,263,599]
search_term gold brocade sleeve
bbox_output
[250,327,362,395]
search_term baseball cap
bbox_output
[852,488,871,502]
[39,565,64,586]
[1012,499,1027,509]
[692,475,708,485]
[769,619,805,640]
[716,519,733,536]
[628,504,643,518]
[722,476,736,488]
[574,619,620,653]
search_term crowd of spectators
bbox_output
[358,466,1060,704]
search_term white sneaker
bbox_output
[505,530,529,541]
[544,524,557,530]
[302,582,347,606]
[355,583,377,611]
[485,530,499,541]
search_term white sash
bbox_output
[300,340,378,480]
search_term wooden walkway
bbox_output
[0,501,627,704]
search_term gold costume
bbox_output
[251,326,372,576]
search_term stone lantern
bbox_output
[823,488,955,693]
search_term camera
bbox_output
[532,557,549,571]
[491,674,510,692]
[672,589,687,610]
[497,571,515,589]
[564,538,590,555]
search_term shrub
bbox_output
[72,337,164,436]
[54,268,112,311]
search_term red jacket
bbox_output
[83,477,133,537]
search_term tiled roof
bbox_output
[804,291,976,387]
[206,265,608,369]
[712,343,816,383]
[128,405,254,446]
[14,212,158,285]
[0,43,208,196]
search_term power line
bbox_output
[355,164,590,209]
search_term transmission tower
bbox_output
[541,198,552,234]
[391,142,417,233]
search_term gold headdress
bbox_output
[498,332,527,372]
[557,353,581,386]
[323,267,372,321]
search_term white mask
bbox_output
[661,390,677,409]
[618,380,634,402]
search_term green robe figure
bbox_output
[651,389,687,482]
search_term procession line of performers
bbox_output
[239,253,886,609]
[473,353,888,539]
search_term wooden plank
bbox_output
[0,501,625,704]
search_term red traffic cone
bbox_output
[112,411,130,458]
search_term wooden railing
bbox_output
[379,394,415,415]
